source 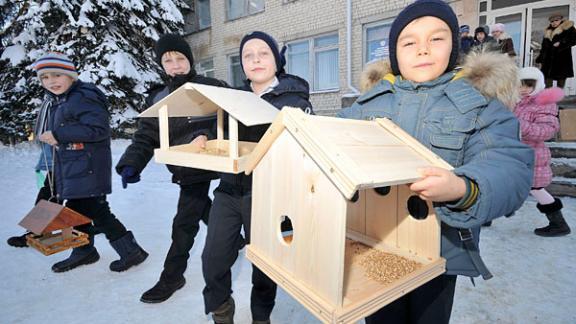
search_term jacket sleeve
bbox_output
[115,117,159,175]
[518,104,560,142]
[558,26,576,51]
[51,94,110,144]
[435,100,534,228]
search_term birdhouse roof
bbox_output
[19,200,92,235]
[138,83,279,126]
[245,108,453,199]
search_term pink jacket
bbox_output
[514,88,564,188]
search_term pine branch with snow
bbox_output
[0,0,189,143]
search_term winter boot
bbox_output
[212,296,235,324]
[535,198,571,237]
[140,276,186,303]
[109,231,148,272]
[52,237,99,273]
[7,232,30,248]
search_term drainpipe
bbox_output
[345,0,360,97]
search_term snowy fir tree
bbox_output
[0,0,189,143]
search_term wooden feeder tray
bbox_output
[26,229,89,256]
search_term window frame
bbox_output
[225,0,265,21]
[195,58,215,78]
[286,32,340,93]
[227,54,245,88]
[195,0,212,31]
[362,19,393,67]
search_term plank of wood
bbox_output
[217,109,224,149]
[159,105,169,150]
[228,116,239,159]
[250,131,347,306]
[244,110,286,175]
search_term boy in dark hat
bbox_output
[201,31,312,324]
[339,0,533,322]
[459,24,474,55]
[32,52,149,273]
[116,34,229,304]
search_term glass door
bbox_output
[495,13,524,65]
[528,5,570,67]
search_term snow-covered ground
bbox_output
[1,140,574,324]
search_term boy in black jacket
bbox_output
[116,34,228,303]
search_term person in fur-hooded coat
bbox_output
[536,14,576,88]
[515,67,571,237]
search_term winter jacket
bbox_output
[48,81,112,199]
[536,19,576,80]
[472,34,498,53]
[339,52,534,278]
[460,36,474,55]
[219,73,313,191]
[514,88,563,188]
[116,72,228,185]
[494,32,516,56]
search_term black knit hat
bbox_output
[388,0,459,75]
[154,34,194,67]
[239,31,286,76]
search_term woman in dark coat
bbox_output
[536,13,576,88]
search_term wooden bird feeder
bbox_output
[244,108,450,323]
[138,83,279,174]
[19,199,92,255]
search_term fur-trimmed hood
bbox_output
[533,87,564,105]
[545,19,575,40]
[359,51,519,108]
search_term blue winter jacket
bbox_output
[338,70,533,277]
[48,81,112,199]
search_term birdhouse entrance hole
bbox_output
[407,196,429,220]
[279,215,293,245]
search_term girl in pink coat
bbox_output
[516,67,570,237]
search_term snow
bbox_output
[552,157,576,168]
[0,45,27,66]
[0,140,575,323]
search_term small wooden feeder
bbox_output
[244,108,450,323]
[138,83,279,174]
[19,200,92,255]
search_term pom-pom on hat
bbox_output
[154,33,194,67]
[239,31,286,76]
[388,0,460,76]
[33,52,78,80]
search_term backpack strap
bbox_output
[458,228,493,280]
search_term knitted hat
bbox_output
[491,23,505,33]
[518,67,545,96]
[154,34,194,67]
[239,31,286,76]
[474,26,486,35]
[389,0,459,75]
[33,52,78,80]
[460,25,470,34]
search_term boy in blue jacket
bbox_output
[33,52,148,273]
[338,1,533,323]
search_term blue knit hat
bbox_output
[33,52,78,80]
[388,0,459,76]
[239,31,286,76]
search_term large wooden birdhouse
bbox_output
[19,200,92,255]
[244,108,450,323]
[138,83,279,174]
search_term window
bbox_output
[286,34,339,92]
[228,55,245,88]
[196,0,211,30]
[364,21,392,65]
[226,0,264,20]
[196,59,215,78]
[183,0,211,33]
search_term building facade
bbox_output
[184,0,575,115]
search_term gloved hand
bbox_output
[120,166,140,189]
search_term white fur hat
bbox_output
[518,67,545,96]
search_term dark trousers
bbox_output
[69,196,127,242]
[202,186,277,321]
[365,275,457,324]
[160,182,212,282]
[545,78,566,88]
